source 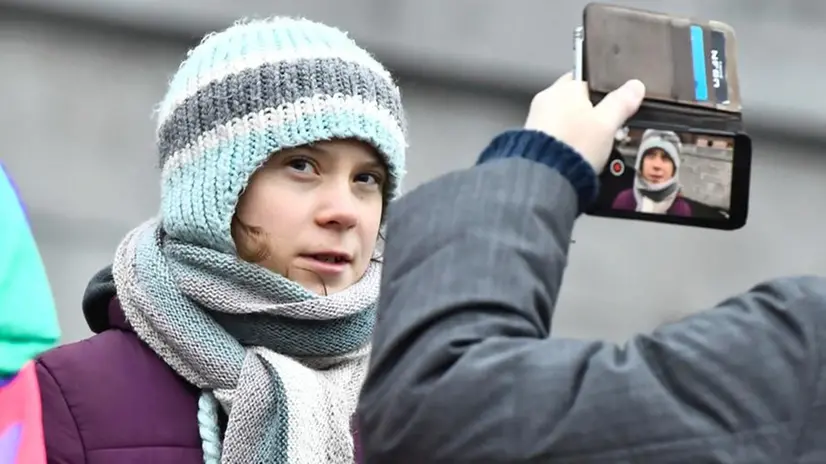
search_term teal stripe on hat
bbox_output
[161,107,406,252]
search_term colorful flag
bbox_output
[0,163,60,463]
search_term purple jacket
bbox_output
[36,267,365,463]
[611,189,692,216]
[36,277,204,463]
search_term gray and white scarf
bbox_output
[112,218,378,463]
[633,175,680,214]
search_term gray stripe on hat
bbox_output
[157,58,404,164]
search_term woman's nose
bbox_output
[315,188,359,230]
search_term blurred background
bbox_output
[1,0,824,344]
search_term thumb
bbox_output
[538,72,576,96]
[552,71,574,86]
[594,79,646,130]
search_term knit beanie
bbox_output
[635,129,682,171]
[154,17,407,253]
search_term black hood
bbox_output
[81,265,117,333]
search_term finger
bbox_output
[594,79,646,129]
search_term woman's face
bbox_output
[640,148,675,183]
[234,139,386,295]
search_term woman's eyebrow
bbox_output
[303,145,332,157]
[361,159,387,172]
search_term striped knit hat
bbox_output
[155,17,407,253]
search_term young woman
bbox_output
[611,129,692,216]
[36,17,406,463]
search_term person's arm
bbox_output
[358,130,824,463]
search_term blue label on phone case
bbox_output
[709,30,728,104]
[689,25,709,101]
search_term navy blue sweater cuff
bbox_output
[476,130,599,214]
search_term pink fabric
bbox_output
[0,362,46,464]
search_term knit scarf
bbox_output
[633,175,680,213]
[112,218,377,463]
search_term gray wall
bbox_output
[679,146,734,210]
[1,3,825,344]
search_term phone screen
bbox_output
[593,125,735,221]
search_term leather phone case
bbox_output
[583,3,743,134]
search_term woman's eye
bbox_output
[287,158,315,173]
[355,172,382,186]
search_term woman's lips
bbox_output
[297,254,350,276]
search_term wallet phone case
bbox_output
[583,3,744,135]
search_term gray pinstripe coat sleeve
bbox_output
[357,157,826,463]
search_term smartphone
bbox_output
[574,3,752,231]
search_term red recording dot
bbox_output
[610,159,625,176]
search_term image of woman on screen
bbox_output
[611,129,692,216]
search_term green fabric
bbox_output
[0,165,60,375]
